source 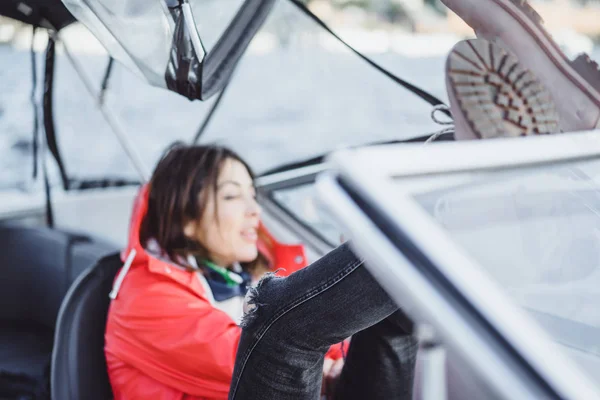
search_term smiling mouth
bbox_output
[241,228,258,242]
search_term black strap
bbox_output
[288,0,450,115]
[43,35,70,190]
[42,150,54,227]
[29,27,54,227]
[192,55,242,143]
[31,26,39,179]
[192,85,228,143]
[99,56,114,105]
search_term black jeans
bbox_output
[229,242,417,399]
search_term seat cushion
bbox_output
[0,321,53,399]
[0,224,118,400]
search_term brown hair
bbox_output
[139,142,256,267]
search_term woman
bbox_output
[104,144,415,400]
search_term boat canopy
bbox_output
[59,0,276,101]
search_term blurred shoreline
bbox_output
[1,0,599,58]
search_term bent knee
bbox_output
[240,272,282,329]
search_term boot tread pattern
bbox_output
[448,39,560,138]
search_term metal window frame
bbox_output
[316,130,600,400]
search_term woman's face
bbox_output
[186,158,261,266]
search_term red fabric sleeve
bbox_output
[324,339,350,361]
[108,282,241,399]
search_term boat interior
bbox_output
[0,0,458,398]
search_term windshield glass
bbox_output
[0,0,449,189]
[164,0,449,172]
[191,0,245,52]
[0,43,36,190]
[412,158,600,370]
[271,183,342,246]
[5,2,599,189]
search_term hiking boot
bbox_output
[440,0,600,132]
[446,38,560,140]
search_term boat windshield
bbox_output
[411,157,600,380]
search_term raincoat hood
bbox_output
[122,183,307,275]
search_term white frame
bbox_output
[316,130,600,400]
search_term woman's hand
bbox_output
[321,357,344,399]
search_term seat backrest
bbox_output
[0,224,118,330]
[69,239,120,285]
[0,225,83,329]
[51,252,122,400]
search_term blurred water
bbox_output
[1,35,599,190]
[0,42,447,188]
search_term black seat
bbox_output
[51,252,121,400]
[0,224,117,399]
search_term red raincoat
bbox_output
[105,185,344,400]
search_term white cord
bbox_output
[425,105,454,144]
[109,249,137,300]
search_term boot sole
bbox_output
[447,39,560,140]
[441,0,600,131]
